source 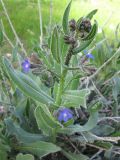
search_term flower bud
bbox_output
[64,35,76,45]
[69,19,76,31]
[78,18,92,33]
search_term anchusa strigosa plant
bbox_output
[0,1,112,160]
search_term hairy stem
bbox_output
[55,45,74,106]
[65,45,74,66]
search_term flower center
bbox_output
[25,64,29,68]
[63,113,67,118]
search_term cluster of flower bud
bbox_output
[68,18,92,38]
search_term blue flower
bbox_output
[83,50,94,59]
[58,108,73,122]
[86,53,94,59]
[21,59,31,73]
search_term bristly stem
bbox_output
[55,69,67,106]
[55,44,74,106]
[65,45,74,66]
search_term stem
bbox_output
[55,69,67,106]
[38,0,43,46]
[65,45,74,65]
[0,19,14,48]
[55,45,74,106]
[0,0,27,56]
[49,0,53,33]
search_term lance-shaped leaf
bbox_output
[62,89,90,108]
[82,20,98,41]
[73,39,93,54]
[62,0,72,34]
[16,153,34,160]
[51,26,60,63]
[62,150,89,160]
[2,57,54,105]
[15,141,61,158]
[35,105,62,136]
[85,9,98,20]
[5,118,47,143]
[57,104,99,135]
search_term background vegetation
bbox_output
[0,0,120,52]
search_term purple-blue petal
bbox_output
[57,108,73,122]
[86,53,94,59]
[21,59,31,73]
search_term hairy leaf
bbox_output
[51,26,60,63]
[16,153,34,160]
[3,57,54,105]
[16,141,61,158]
[5,118,47,143]
[62,0,72,34]
[73,39,94,54]
[35,105,62,136]
[86,9,98,20]
[62,150,89,160]
[62,89,90,108]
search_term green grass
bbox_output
[0,0,120,53]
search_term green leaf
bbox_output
[82,20,98,41]
[0,28,3,45]
[62,89,90,108]
[63,118,74,127]
[72,132,100,143]
[86,9,98,20]
[0,150,7,160]
[5,118,47,143]
[73,39,94,54]
[94,141,113,150]
[3,57,54,105]
[35,105,62,136]
[12,44,18,62]
[62,0,72,34]
[57,104,99,135]
[92,124,115,136]
[16,153,34,160]
[16,141,61,158]
[62,150,89,160]
[76,17,83,31]
[51,26,60,63]
[0,142,10,160]
[0,143,10,152]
